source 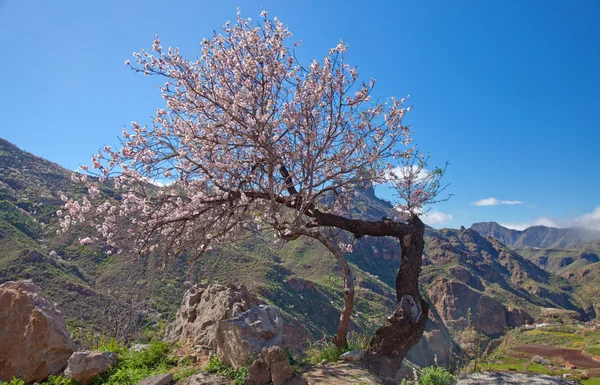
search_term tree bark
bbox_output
[297,228,354,349]
[308,211,428,377]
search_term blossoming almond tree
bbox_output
[59,10,447,367]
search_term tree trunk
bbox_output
[332,260,355,349]
[309,211,429,373]
[297,228,355,349]
[366,215,428,377]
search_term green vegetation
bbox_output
[482,323,600,382]
[0,378,24,385]
[400,366,457,385]
[305,332,371,364]
[89,339,177,385]
[204,354,249,385]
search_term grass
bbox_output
[204,354,249,385]
[400,366,457,385]
[305,332,371,364]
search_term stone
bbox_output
[177,372,232,385]
[216,305,283,368]
[165,283,259,348]
[532,355,550,365]
[262,346,293,385]
[132,344,150,352]
[427,278,508,336]
[457,372,577,384]
[507,307,534,327]
[0,280,76,383]
[65,351,117,385]
[244,358,270,385]
[340,350,365,362]
[138,373,173,385]
[244,346,293,385]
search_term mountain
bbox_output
[471,221,600,249]
[0,137,593,368]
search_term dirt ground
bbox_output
[287,362,384,385]
[512,344,600,368]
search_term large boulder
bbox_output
[216,305,283,368]
[245,346,293,385]
[0,280,76,383]
[65,351,117,385]
[165,283,260,348]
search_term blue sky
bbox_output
[1,1,599,230]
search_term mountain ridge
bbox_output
[471,221,600,248]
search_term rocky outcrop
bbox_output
[285,276,316,292]
[245,346,293,385]
[457,372,577,384]
[65,351,117,385]
[506,307,533,327]
[428,278,507,336]
[216,305,283,368]
[0,280,76,383]
[165,283,260,348]
[448,266,484,291]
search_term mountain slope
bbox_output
[0,137,592,367]
[471,221,600,248]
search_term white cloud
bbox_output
[499,206,600,231]
[422,210,453,227]
[388,165,429,181]
[578,206,600,230]
[474,197,524,206]
[500,217,559,231]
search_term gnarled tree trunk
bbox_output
[296,228,355,349]
[309,211,429,377]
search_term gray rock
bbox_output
[0,280,76,383]
[532,355,551,365]
[65,351,117,385]
[177,372,232,385]
[132,344,150,352]
[340,350,365,362]
[244,346,293,385]
[137,373,173,385]
[457,372,578,384]
[216,305,283,368]
[165,283,259,348]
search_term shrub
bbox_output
[91,340,175,385]
[204,354,248,385]
[400,366,457,385]
[306,332,371,365]
[0,378,24,385]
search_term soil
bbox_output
[512,344,600,368]
[287,362,383,385]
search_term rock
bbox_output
[285,276,316,292]
[132,344,150,352]
[138,373,173,385]
[457,372,577,384]
[262,346,293,385]
[532,355,550,365]
[65,351,117,385]
[24,250,43,262]
[244,346,293,385]
[177,372,232,385]
[507,307,534,327]
[428,278,508,336]
[340,350,365,362]
[244,358,270,385]
[165,283,260,348]
[0,280,76,383]
[216,305,283,368]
